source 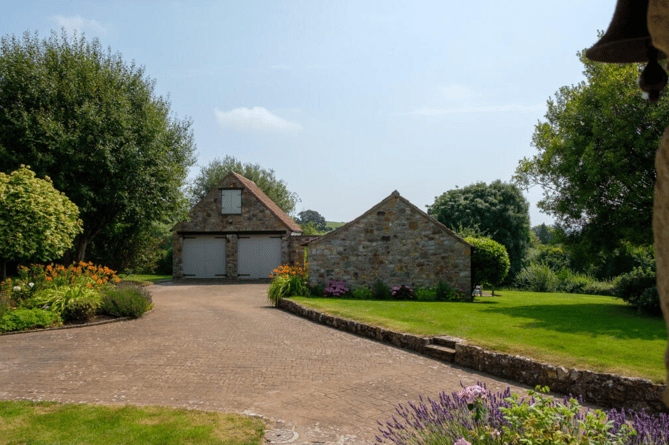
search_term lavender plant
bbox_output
[391,285,415,300]
[377,384,668,445]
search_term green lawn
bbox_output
[118,274,172,285]
[291,291,667,382]
[0,401,264,445]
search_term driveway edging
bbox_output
[278,298,667,413]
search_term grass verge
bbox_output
[291,290,667,382]
[0,401,264,445]
[118,274,171,285]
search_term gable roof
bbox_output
[227,171,302,232]
[308,190,471,246]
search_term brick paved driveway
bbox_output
[0,283,529,444]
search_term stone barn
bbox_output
[172,172,302,280]
[306,191,472,293]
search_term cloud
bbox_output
[215,107,303,132]
[440,85,473,101]
[52,15,111,36]
[410,104,545,115]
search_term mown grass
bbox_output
[291,290,667,382]
[0,401,264,445]
[118,274,171,285]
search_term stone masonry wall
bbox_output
[290,235,321,265]
[279,298,667,413]
[172,175,292,279]
[308,194,471,293]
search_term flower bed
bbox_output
[0,262,152,333]
[377,384,669,444]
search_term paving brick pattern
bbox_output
[0,283,530,444]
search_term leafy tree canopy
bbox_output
[296,210,328,232]
[513,49,669,252]
[0,30,196,262]
[0,165,82,279]
[428,180,530,278]
[189,155,300,215]
[465,236,510,294]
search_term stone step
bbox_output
[431,336,458,348]
[424,344,456,362]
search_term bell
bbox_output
[586,0,666,63]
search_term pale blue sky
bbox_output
[2,1,616,226]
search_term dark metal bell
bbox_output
[586,0,666,63]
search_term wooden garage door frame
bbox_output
[182,235,227,278]
[237,236,282,279]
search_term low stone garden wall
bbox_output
[278,298,667,413]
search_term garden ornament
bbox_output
[587,0,668,102]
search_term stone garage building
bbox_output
[172,172,302,280]
[306,191,472,293]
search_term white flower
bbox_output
[12,286,21,292]
[28,282,34,288]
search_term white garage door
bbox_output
[238,237,282,279]
[182,236,227,278]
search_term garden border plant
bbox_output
[0,262,153,333]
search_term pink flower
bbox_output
[454,439,471,445]
[458,385,487,403]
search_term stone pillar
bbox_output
[226,234,238,279]
[648,0,669,407]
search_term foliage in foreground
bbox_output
[0,400,264,445]
[100,283,154,318]
[267,263,309,306]
[0,165,82,279]
[0,30,197,263]
[0,262,152,331]
[465,236,510,294]
[377,384,668,445]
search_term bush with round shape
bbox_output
[100,283,153,318]
[465,236,510,297]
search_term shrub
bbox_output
[100,283,153,318]
[391,285,415,300]
[465,236,510,294]
[515,262,559,292]
[309,282,325,297]
[373,280,392,300]
[0,308,62,332]
[62,296,99,323]
[415,287,436,301]
[376,384,658,445]
[324,280,350,298]
[267,263,309,306]
[615,267,659,315]
[582,279,617,296]
[28,285,101,314]
[555,269,595,294]
[436,281,467,302]
[352,287,373,300]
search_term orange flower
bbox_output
[86,283,92,288]
[96,279,103,284]
[115,277,120,283]
[46,277,52,281]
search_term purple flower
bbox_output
[454,439,471,445]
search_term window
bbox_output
[221,189,242,214]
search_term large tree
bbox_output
[427,180,530,278]
[0,30,196,262]
[513,50,669,252]
[189,156,300,214]
[0,165,82,279]
[296,210,328,232]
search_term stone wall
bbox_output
[279,298,667,413]
[172,174,294,279]
[290,234,321,265]
[307,192,471,293]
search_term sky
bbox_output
[2,1,618,226]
